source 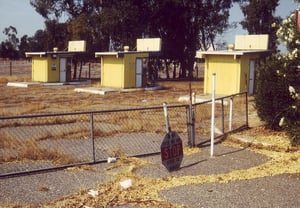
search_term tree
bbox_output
[30,0,236,79]
[0,26,19,59]
[255,9,300,145]
[30,29,49,51]
[44,20,68,50]
[148,0,235,78]
[239,0,281,50]
[18,35,31,58]
[99,0,150,50]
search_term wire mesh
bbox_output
[0,92,247,177]
[193,92,248,146]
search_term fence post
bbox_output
[245,92,249,127]
[187,83,195,147]
[229,97,233,131]
[10,61,12,76]
[221,99,225,134]
[90,113,96,162]
[211,73,216,157]
[89,63,91,79]
[163,103,171,133]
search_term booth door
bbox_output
[136,58,143,88]
[60,58,67,82]
[248,60,255,95]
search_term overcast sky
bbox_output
[0,0,299,44]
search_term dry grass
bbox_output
[1,62,300,207]
[0,70,203,165]
[1,137,78,164]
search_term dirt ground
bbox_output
[1,61,300,207]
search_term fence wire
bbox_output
[0,92,247,177]
[193,93,248,146]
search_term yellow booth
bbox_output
[196,35,272,95]
[25,41,86,83]
[25,51,73,83]
[95,38,161,89]
[95,51,152,88]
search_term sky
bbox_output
[0,0,300,45]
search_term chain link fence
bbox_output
[0,92,248,177]
[193,92,248,146]
[0,60,31,76]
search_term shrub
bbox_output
[255,8,300,146]
[255,55,300,145]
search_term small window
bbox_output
[51,63,56,71]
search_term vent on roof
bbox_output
[68,40,86,52]
[235,35,269,50]
[136,38,161,52]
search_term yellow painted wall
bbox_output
[32,56,59,82]
[48,56,59,82]
[101,53,149,88]
[123,54,137,88]
[204,55,241,95]
[239,54,259,93]
[239,55,250,93]
[101,56,124,88]
[123,53,149,88]
[204,54,260,95]
[32,58,47,82]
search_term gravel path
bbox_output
[1,142,299,208]
[160,173,300,208]
[0,163,113,206]
[134,144,269,178]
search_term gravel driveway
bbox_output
[1,142,299,208]
[160,173,300,208]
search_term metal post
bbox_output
[191,92,196,146]
[186,106,191,144]
[89,63,91,79]
[10,62,12,76]
[221,99,225,134]
[229,97,233,131]
[211,73,216,157]
[245,92,249,127]
[90,113,96,162]
[188,83,195,147]
[163,103,171,133]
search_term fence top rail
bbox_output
[194,91,248,105]
[0,103,189,120]
[217,91,248,100]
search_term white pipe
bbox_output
[211,73,216,157]
[229,97,233,131]
[163,102,170,133]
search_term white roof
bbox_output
[95,52,119,57]
[25,51,77,58]
[25,52,46,57]
[95,51,159,58]
[196,50,271,58]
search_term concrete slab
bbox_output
[43,80,91,86]
[42,83,65,86]
[7,82,40,88]
[66,80,91,85]
[75,85,163,95]
[7,80,91,88]
[178,94,229,104]
[74,87,118,95]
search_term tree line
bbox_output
[0,0,291,79]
